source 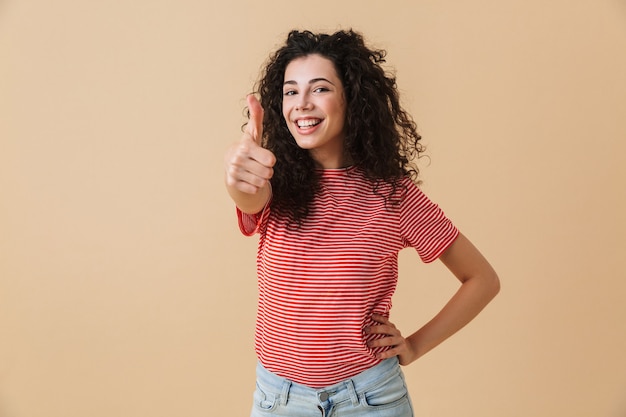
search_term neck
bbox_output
[310,151,353,169]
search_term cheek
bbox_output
[331,104,347,130]
[329,98,346,119]
[281,105,290,124]
[282,108,296,135]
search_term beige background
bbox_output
[1,0,625,416]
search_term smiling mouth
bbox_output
[296,118,322,128]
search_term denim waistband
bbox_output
[255,357,401,407]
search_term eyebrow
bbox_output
[283,77,335,86]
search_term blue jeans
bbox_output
[250,357,414,417]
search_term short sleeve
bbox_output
[400,181,459,263]
[236,197,272,236]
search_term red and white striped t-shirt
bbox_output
[238,166,458,388]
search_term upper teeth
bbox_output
[297,119,320,127]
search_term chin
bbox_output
[293,138,316,150]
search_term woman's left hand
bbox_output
[365,314,418,366]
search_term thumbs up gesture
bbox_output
[224,95,276,213]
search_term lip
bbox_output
[293,117,323,134]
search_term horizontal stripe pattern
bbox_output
[238,166,458,387]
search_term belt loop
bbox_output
[346,379,359,406]
[280,379,292,406]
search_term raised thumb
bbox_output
[246,94,264,145]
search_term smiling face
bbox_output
[282,54,348,169]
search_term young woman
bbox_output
[224,29,500,417]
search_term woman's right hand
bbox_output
[224,95,276,213]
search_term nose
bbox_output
[295,93,312,111]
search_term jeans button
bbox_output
[319,392,329,401]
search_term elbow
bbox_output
[467,266,499,300]
[488,270,501,300]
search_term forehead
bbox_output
[284,54,341,81]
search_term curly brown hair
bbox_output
[250,29,424,223]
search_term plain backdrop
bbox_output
[1,1,625,416]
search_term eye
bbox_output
[283,89,297,96]
[313,86,330,93]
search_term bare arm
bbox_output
[367,232,500,365]
[224,95,276,214]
